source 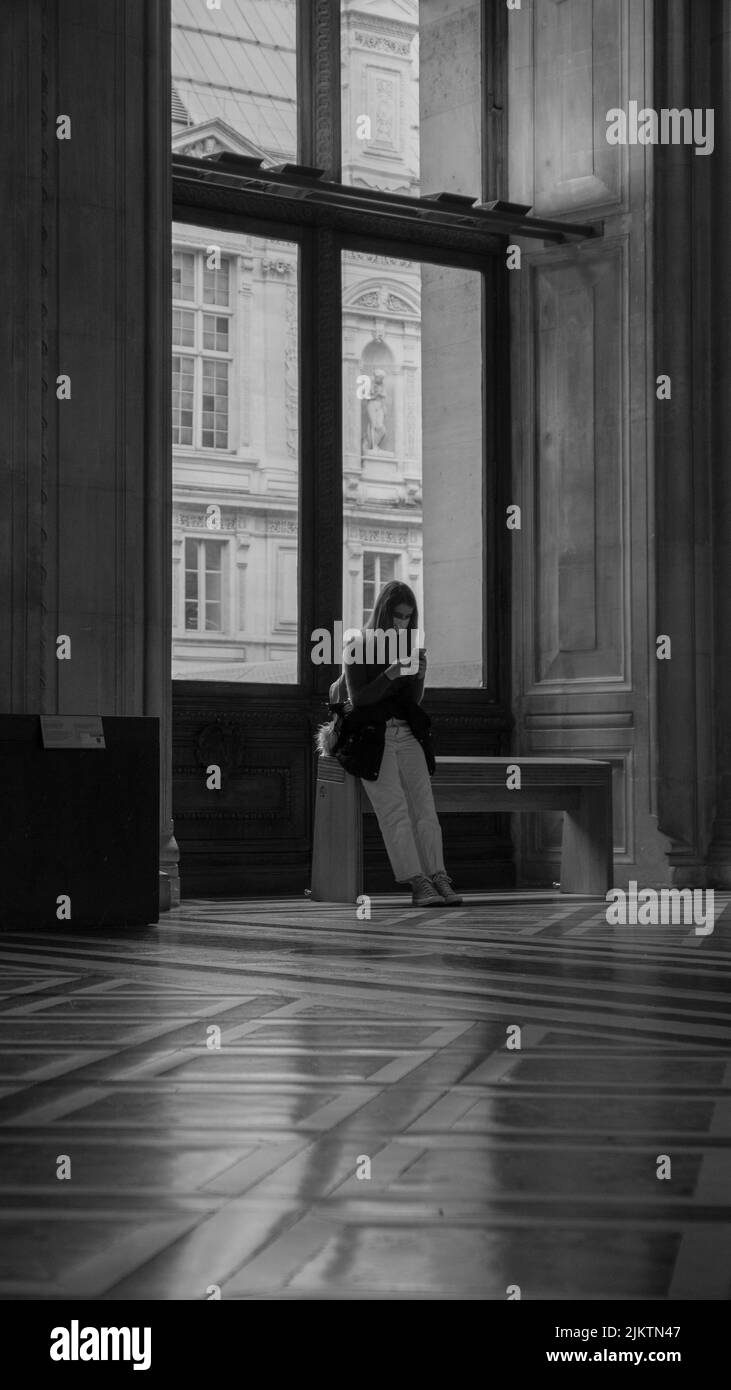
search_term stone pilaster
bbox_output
[653,0,715,884]
[0,0,178,908]
[707,0,731,884]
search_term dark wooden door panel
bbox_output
[173,687,514,897]
[173,692,314,896]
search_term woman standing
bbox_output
[329,581,462,908]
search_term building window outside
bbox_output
[185,537,224,632]
[171,0,486,689]
[172,249,195,300]
[173,249,231,450]
[172,354,195,446]
[171,227,300,682]
[363,552,398,625]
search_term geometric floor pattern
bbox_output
[1,890,730,1300]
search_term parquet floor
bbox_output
[0,891,730,1300]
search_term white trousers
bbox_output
[361,718,445,883]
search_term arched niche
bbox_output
[360,339,395,455]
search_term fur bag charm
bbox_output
[315,715,341,757]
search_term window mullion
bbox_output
[198,540,205,634]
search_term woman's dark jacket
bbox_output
[327,631,436,781]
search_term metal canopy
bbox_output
[173,153,601,245]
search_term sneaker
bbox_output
[431,871,463,905]
[410,874,443,907]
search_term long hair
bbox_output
[368,580,419,636]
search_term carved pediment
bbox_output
[172,118,269,165]
[347,281,420,316]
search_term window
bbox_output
[362,552,397,625]
[172,249,195,300]
[342,249,484,687]
[172,353,195,446]
[171,1,518,698]
[172,248,231,451]
[185,538,224,632]
[171,226,300,683]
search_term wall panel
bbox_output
[508,0,675,886]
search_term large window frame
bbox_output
[170,0,593,714]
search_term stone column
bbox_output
[420,0,484,689]
[707,0,731,883]
[654,0,716,883]
[0,0,179,908]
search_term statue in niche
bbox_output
[362,369,388,451]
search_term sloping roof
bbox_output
[171,84,190,126]
[171,0,297,161]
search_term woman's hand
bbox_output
[386,652,426,682]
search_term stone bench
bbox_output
[310,754,613,902]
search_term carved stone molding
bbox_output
[351,17,416,45]
[313,0,339,176]
[351,285,418,316]
[353,32,411,58]
[348,526,409,545]
[284,282,298,458]
[179,135,224,161]
[262,258,294,277]
[174,510,240,530]
[348,252,414,269]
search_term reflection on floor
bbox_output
[0,891,730,1300]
